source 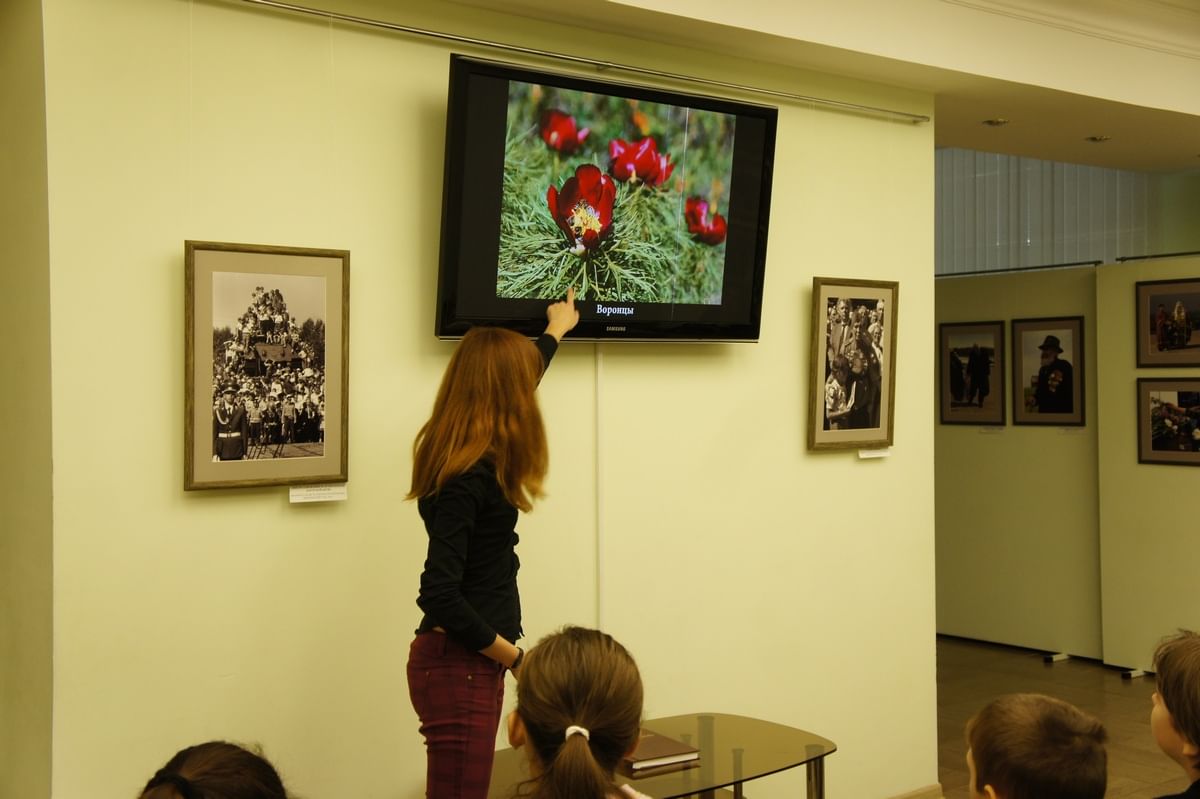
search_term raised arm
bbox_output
[543,286,579,342]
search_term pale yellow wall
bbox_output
[1149,173,1200,256]
[617,0,1200,115]
[0,0,54,797]
[40,0,936,797]
[600,107,937,795]
[1096,255,1200,671]
[935,268,1101,657]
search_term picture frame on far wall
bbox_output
[807,277,899,451]
[1010,316,1085,427]
[185,240,349,490]
[1135,277,1200,367]
[938,321,1005,426]
[1138,378,1200,466]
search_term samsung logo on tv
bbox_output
[606,326,626,332]
[596,303,634,317]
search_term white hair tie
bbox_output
[565,725,590,741]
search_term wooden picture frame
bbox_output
[808,277,898,451]
[938,321,1005,426]
[1010,316,1084,427]
[1135,277,1200,367]
[185,241,349,490]
[1138,378,1200,466]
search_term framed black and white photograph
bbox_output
[1010,316,1084,427]
[808,277,898,451]
[1136,277,1200,367]
[939,321,1005,426]
[185,241,349,490]
[1138,378,1200,466]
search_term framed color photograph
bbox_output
[185,241,349,490]
[1010,316,1084,427]
[1138,378,1200,466]
[808,277,899,451]
[938,321,1005,425]
[1135,278,1200,367]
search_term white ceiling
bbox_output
[447,0,1200,174]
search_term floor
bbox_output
[936,636,1192,799]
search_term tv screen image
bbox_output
[499,80,736,306]
[438,56,777,341]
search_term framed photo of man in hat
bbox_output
[1010,316,1085,427]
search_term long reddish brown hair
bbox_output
[407,327,548,511]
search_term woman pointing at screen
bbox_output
[405,288,579,799]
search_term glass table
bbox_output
[488,712,837,799]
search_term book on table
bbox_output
[621,729,700,773]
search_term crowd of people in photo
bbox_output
[823,297,885,430]
[220,287,320,368]
[211,286,326,461]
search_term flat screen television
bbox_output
[436,55,777,341]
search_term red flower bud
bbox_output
[539,109,589,154]
[608,137,675,187]
[684,196,727,246]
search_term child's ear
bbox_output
[981,785,999,799]
[507,710,527,749]
[1182,738,1200,759]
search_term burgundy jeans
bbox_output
[407,631,506,799]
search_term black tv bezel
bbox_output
[435,54,777,342]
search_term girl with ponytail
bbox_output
[507,626,651,799]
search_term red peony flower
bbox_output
[547,164,616,256]
[539,109,589,154]
[684,197,727,245]
[608,137,675,187]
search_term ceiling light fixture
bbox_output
[1085,135,1112,143]
[981,118,1009,127]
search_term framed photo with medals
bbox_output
[1010,316,1084,427]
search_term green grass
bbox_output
[496,123,726,304]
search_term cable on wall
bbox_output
[1116,250,1200,262]
[237,0,931,124]
[594,343,604,631]
[935,260,1102,278]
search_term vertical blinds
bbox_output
[936,148,1149,275]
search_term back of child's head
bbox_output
[966,693,1107,799]
[1154,630,1200,751]
[138,741,287,799]
[515,626,643,799]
